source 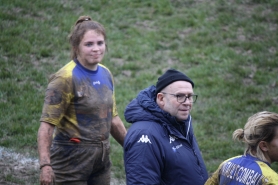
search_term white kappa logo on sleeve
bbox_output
[137,135,152,144]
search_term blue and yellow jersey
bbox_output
[205,154,278,185]
[40,60,118,142]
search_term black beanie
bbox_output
[155,69,194,94]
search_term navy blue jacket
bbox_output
[124,85,208,185]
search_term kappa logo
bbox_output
[137,135,152,144]
[169,135,177,144]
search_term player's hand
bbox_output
[40,166,55,185]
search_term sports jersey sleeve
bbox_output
[257,161,278,184]
[124,125,164,184]
[40,73,74,126]
[205,166,222,185]
[205,158,234,185]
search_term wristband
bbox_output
[40,163,52,169]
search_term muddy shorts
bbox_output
[50,139,111,185]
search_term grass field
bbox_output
[0,0,278,184]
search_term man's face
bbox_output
[159,81,194,122]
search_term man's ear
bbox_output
[156,93,165,107]
[258,141,269,152]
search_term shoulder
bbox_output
[257,161,278,183]
[57,60,76,75]
[219,155,245,168]
[127,121,163,136]
[50,60,76,81]
[124,121,164,146]
[98,64,112,75]
[213,156,242,174]
[97,64,114,82]
[224,155,242,162]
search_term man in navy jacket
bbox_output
[124,69,208,185]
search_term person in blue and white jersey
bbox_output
[205,111,278,185]
[37,15,127,185]
[124,69,208,185]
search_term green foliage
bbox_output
[1,0,278,182]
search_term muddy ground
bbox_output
[0,147,125,185]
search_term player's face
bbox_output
[264,127,278,164]
[77,30,106,71]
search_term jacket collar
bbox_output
[124,85,192,140]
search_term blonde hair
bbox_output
[68,15,107,60]
[233,111,278,162]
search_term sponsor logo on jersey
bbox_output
[172,144,183,152]
[93,81,100,85]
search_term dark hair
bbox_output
[233,111,278,162]
[68,15,107,60]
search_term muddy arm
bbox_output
[37,121,55,184]
[110,115,127,147]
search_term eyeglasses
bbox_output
[161,92,198,103]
